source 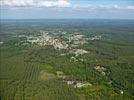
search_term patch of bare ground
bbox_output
[39,70,56,80]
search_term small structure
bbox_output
[0,41,3,45]
[94,65,107,76]
[120,90,124,95]
[70,56,78,62]
[74,82,92,88]
[18,35,26,37]
[67,81,75,85]
[60,53,68,56]
[88,35,102,41]
[27,36,39,44]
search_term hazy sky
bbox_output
[1,0,134,19]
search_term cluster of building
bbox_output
[94,65,107,76]
[63,80,92,88]
[26,30,102,50]
[27,32,68,49]
[56,71,92,88]
[70,49,89,56]
[38,32,68,49]
[63,34,87,47]
[88,35,102,41]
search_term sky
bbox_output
[0,0,134,19]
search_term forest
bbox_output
[0,19,134,100]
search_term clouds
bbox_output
[0,0,71,7]
[0,0,34,7]
[1,0,134,19]
[127,6,134,10]
[71,4,134,11]
[1,0,134,11]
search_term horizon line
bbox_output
[1,18,134,20]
